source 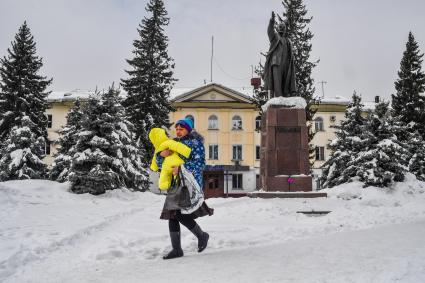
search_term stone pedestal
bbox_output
[260,105,312,191]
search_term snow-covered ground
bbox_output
[1,175,425,283]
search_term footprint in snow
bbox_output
[96,250,124,260]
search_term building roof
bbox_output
[47,85,376,110]
[171,83,253,103]
[319,95,351,105]
[48,89,95,102]
[318,95,377,111]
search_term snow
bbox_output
[9,149,26,169]
[319,95,377,111]
[262,96,307,112]
[77,130,93,137]
[48,89,95,102]
[348,136,362,142]
[363,101,377,111]
[274,174,308,177]
[379,138,401,149]
[320,95,351,104]
[90,136,111,146]
[1,176,425,282]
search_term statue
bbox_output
[263,12,297,98]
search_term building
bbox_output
[44,84,376,195]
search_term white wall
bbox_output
[224,168,258,194]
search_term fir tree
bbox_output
[408,130,425,181]
[69,86,149,195]
[354,102,408,187]
[0,21,51,143]
[121,0,176,166]
[0,21,51,179]
[392,32,425,139]
[50,99,84,182]
[0,116,47,180]
[282,0,319,160]
[321,92,367,188]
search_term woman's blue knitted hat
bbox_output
[175,118,194,132]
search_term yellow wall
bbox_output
[311,109,346,168]
[44,102,75,165]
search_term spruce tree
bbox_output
[321,92,367,188]
[0,21,51,179]
[392,32,425,139]
[50,99,84,182]
[69,86,149,195]
[0,116,47,180]
[252,63,268,119]
[408,130,425,181]
[354,102,408,187]
[121,0,176,166]
[282,0,319,160]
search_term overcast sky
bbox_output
[1,0,425,102]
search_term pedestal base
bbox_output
[260,105,312,192]
[248,191,327,199]
[263,175,312,192]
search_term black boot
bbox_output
[163,232,184,260]
[190,224,209,252]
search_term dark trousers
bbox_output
[169,211,197,232]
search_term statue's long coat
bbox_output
[263,19,297,97]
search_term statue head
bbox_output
[276,22,286,35]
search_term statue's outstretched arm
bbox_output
[268,12,276,42]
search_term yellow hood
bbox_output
[149,128,168,150]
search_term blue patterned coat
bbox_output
[156,131,205,189]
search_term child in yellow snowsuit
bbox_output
[149,128,192,190]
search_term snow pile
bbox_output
[320,95,350,104]
[1,178,425,282]
[262,96,307,112]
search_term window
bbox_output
[232,115,242,130]
[232,174,243,189]
[47,114,52,128]
[232,145,242,160]
[255,116,261,131]
[315,146,325,161]
[208,145,219,160]
[255,145,261,160]
[185,115,195,128]
[45,140,51,155]
[208,115,218,129]
[314,117,324,132]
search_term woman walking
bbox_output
[155,118,214,260]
